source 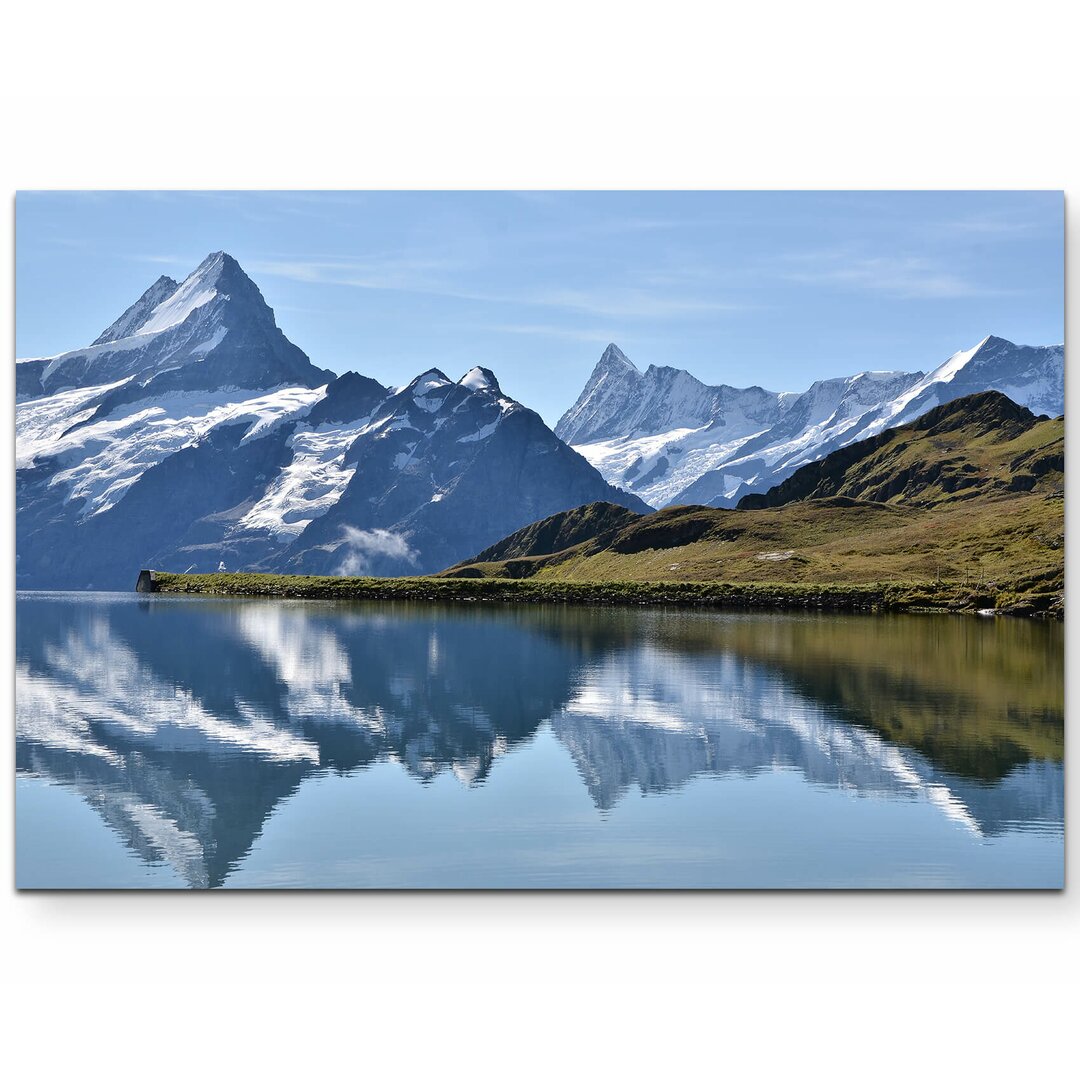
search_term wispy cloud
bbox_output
[129,253,194,267]
[336,527,416,576]
[247,254,463,291]
[584,216,717,236]
[525,286,739,318]
[251,254,740,319]
[932,212,1051,237]
[775,249,1002,299]
[478,323,618,344]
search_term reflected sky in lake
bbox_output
[15,593,1064,888]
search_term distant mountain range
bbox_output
[556,336,1064,508]
[15,253,647,588]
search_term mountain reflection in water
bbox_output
[15,594,1063,889]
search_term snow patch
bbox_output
[132,256,228,335]
[412,372,452,397]
[457,419,501,443]
[237,412,384,540]
[459,367,497,392]
[15,377,132,469]
[41,384,326,517]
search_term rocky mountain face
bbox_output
[91,274,181,345]
[264,366,651,577]
[555,343,785,444]
[15,254,648,589]
[558,336,1064,508]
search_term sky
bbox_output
[15,190,1063,426]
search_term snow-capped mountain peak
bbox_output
[597,342,637,373]
[92,252,268,346]
[556,343,784,449]
[854,334,1065,441]
[458,366,501,393]
[248,361,648,579]
[930,334,1063,410]
[553,343,644,445]
[92,275,180,346]
[935,335,992,383]
[16,251,331,403]
[130,251,232,336]
[409,368,454,395]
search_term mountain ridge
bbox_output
[737,391,1054,509]
[559,336,1064,509]
[92,274,181,345]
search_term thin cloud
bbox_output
[128,253,193,267]
[248,254,462,290]
[775,249,1004,300]
[251,255,741,319]
[336,527,416,576]
[933,213,1050,236]
[480,323,619,344]
[526,286,740,319]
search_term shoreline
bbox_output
[141,571,1062,618]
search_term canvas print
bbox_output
[14,191,1064,889]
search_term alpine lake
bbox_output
[15,591,1063,889]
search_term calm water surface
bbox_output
[15,593,1064,888]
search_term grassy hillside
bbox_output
[441,392,1063,615]
[458,500,641,565]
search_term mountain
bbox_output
[15,254,648,589]
[16,252,333,403]
[737,391,1060,508]
[256,366,651,577]
[880,334,1065,422]
[555,342,796,506]
[554,342,785,444]
[449,391,1064,611]
[558,336,1064,508]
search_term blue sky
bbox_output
[16,190,1063,426]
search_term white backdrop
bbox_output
[2,3,1076,1076]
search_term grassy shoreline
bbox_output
[146,571,1062,617]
